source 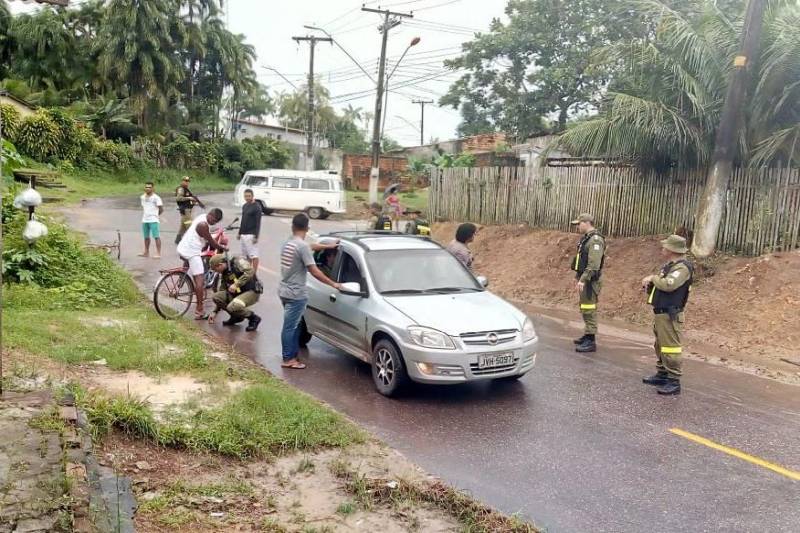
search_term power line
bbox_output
[414,0,463,12]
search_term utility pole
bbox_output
[412,99,433,146]
[692,0,766,258]
[362,5,413,203]
[292,35,332,171]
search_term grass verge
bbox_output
[54,167,232,203]
[346,188,429,212]
[330,460,538,533]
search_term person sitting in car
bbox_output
[318,247,338,278]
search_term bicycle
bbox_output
[86,230,122,260]
[152,218,239,320]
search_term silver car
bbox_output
[299,232,539,396]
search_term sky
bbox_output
[8,0,509,146]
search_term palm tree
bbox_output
[343,104,363,124]
[554,0,800,168]
[81,95,133,139]
[96,0,184,129]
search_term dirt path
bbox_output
[433,222,800,385]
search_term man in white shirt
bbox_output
[139,182,164,258]
[176,208,225,319]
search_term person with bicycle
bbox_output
[207,254,262,331]
[176,208,225,319]
[175,176,205,244]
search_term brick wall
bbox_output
[463,133,507,153]
[343,154,409,190]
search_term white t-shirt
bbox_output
[140,193,163,223]
[176,214,210,258]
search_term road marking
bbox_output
[670,428,800,481]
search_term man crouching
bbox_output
[207,254,262,331]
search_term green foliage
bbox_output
[435,152,475,168]
[67,377,363,459]
[44,108,80,161]
[1,139,25,178]
[92,139,137,170]
[15,110,61,160]
[555,0,800,168]
[219,136,292,179]
[1,211,137,308]
[0,103,20,140]
[442,0,640,138]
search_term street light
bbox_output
[387,36,421,81]
[380,37,421,145]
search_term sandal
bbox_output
[194,313,210,320]
[281,360,307,369]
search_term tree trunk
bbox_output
[692,0,766,258]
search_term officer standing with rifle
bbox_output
[175,176,205,244]
[570,213,605,353]
[641,235,693,396]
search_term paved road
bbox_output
[65,193,800,532]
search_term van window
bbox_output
[302,178,331,191]
[272,177,299,189]
[245,175,268,187]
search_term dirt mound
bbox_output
[433,222,800,370]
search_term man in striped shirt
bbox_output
[278,213,340,369]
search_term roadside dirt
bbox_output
[433,222,800,384]
[100,434,459,533]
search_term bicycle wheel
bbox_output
[153,271,194,319]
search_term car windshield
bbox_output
[366,249,482,294]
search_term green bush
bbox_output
[2,210,137,309]
[45,108,80,161]
[0,103,20,141]
[93,139,137,170]
[16,110,61,160]
[71,123,97,168]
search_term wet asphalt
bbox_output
[63,192,800,532]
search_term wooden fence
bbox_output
[428,165,800,256]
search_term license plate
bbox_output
[478,352,515,369]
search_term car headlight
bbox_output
[407,326,455,350]
[522,317,537,342]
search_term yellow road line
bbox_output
[670,428,800,481]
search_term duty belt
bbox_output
[654,307,683,320]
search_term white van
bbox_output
[233,169,346,219]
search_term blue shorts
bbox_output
[142,222,161,239]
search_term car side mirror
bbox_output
[339,282,365,296]
[476,275,489,288]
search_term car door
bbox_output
[325,250,370,356]
[269,176,300,210]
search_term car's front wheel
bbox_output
[371,339,408,397]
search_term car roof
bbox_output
[245,169,341,180]
[330,232,443,252]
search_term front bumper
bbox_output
[400,336,539,384]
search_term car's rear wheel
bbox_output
[307,206,324,219]
[298,318,312,347]
[371,339,408,397]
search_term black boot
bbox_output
[657,378,681,395]
[222,316,245,327]
[573,334,588,345]
[642,371,670,386]
[245,313,261,332]
[575,335,596,353]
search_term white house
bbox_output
[229,117,340,172]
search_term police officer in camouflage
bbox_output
[641,235,693,395]
[570,213,605,353]
[207,254,263,331]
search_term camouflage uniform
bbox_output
[212,256,261,321]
